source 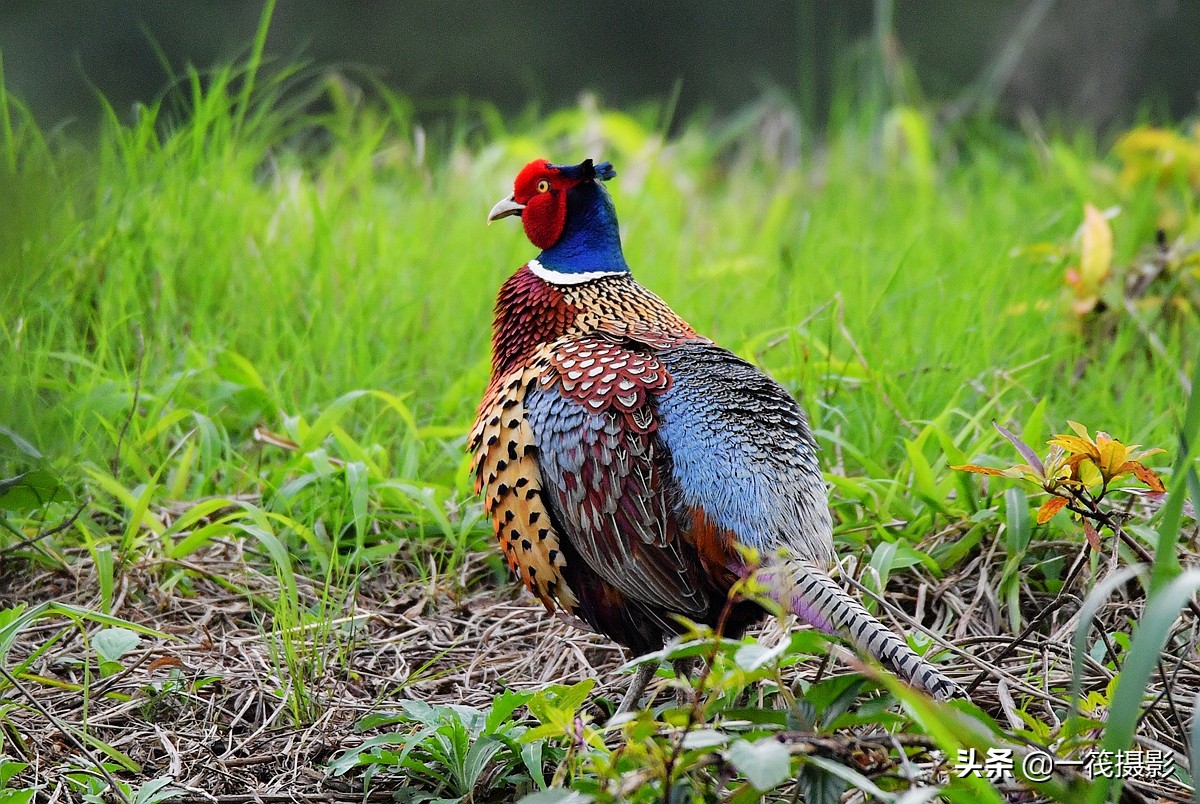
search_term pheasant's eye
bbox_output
[536,179,550,193]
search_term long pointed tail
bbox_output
[758,559,962,701]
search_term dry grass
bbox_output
[3,492,1197,802]
[0,538,628,799]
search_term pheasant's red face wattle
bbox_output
[509,159,570,249]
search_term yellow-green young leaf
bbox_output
[1066,420,1091,439]
[1076,460,1102,488]
[1036,496,1068,524]
[1079,203,1112,294]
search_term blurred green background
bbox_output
[3,0,1198,130]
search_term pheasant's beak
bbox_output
[487,194,525,224]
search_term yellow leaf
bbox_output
[1124,461,1166,493]
[1096,435,1127,479]
[1037,496,1069,524]
[1079,204,1112,296]
[1113,126,1200,188]
[1048,435,1101,460]
[1114,127,1186,160]
[951,464,1006,476]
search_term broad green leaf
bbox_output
[0,425,42,459]
[805,755,895,801]
[1003,487,1032,554]
[728,737,790,791]
[735,638,789,671]
[132,777,183,804]
[484,689,533,733]
[93,627,141,664]
[0,470,68,512]
[682,729,730,749]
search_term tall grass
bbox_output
[2,80,1189,488]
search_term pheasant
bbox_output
[471,158,960,709]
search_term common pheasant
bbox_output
[471,158,960,708]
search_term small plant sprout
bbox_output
[954,420,1165,539]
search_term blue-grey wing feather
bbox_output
[655,342,834,564]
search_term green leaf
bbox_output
[0,470,67,512]
[798,760,848,804]
[484,689,533,734]
[1069,565,1145,707]
[728,738,790,791]
[805,755,895,801]
[0,758,29,787]
[132,778,183,804]
[681,729,730,749]
[1020,399,1048,453]
[0,425,42,459]
[1003,487,1032,554]
[326,733,406,776]
[1151,355,1200,588]
[93,627,141,664]
[904,437,939,502]
[458,735,505,793]
[734,638,789,671]
[92,546,115,615]
[517,790,594,804]
[807,676,865,728]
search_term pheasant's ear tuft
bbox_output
[545,158,615,183]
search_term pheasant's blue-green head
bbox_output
[488,158,630,280]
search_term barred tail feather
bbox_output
[760,560,961,702]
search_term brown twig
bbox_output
[0,499,88,557]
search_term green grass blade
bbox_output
[1090,569,1200,803]
[1151,357,1200,589]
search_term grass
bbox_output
[1,36,1199,803]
